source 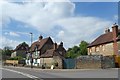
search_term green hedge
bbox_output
[9,56,23,60]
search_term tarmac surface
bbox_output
[1,66,120,80]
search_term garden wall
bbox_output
[76,55,115,69]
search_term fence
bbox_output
[63,58,76,69]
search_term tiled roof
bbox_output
[40,49,55,58]
[88,29,120,48]
[40,49,64,59]
[30,37,53,51]
[15,42,29,51]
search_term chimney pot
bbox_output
[54,42,57,50]
[60,41,63,47]
[39,35,43,42]
[105,27,110,33]
[112,24,118,38]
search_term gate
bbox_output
[63,59,76,69]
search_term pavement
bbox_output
[1,66,120,80]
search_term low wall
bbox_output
[5,60,18,65]
[40,58,53,68]
[76,55,115,69]
[53,56,63,69]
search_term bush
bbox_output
[9,56,23,60]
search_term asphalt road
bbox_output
[1,66,120,80]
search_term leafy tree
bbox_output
[2,46,13,60]
[22,42,29,47]
[2,46,13,56]
[65,41,89,58]
[79,41,89,55]
[65,46,80,58]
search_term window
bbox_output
[96,46,100,52]
[35,59,37,64]
[102,45,105,51]
[35,51,38,56]
[27,60,29,64]
[89,48,92,53]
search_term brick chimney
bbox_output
[112,23,118,55]
[60,41,63,47]
[54,42,57,50]
[39,35,43,42]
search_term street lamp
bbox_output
[30,32,33,46]
[29,32,33,68]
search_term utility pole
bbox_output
[30,32,33,68]
[30,32,33,46]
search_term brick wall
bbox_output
[76,55,115,69]
[118,41,120,51]
[88,43,114,56]
[40,57,63,69]
[40,58,53,67]
[53,56,63,69]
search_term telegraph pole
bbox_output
[30,32,33,68]
[30,32,33,46]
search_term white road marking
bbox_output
[0,68,39,79]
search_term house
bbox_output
[26,35,66,68]
[11,42,29,58]
[87,24,120,56]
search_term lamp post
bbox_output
[30,32,33,68]
[30,32,33,46]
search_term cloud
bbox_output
[53,16,113,48]
[70,0,119,2]
[58,30,65,37]
[4,31,20,37]
[113,15,118,20]
[0,36,20,49]
[1,1,114,49]
[2,1,75,32]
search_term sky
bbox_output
[0,0,119,50]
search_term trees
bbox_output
[2,46,13,60]
[65,41,89,58]
[79,41,89,55]
[2,46,13,56]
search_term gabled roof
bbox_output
[57,45,66,52]
[88,29,120,48]
[40,49,65,59]
[15,42,29,51]
[40,49,55,58]
[30,37,53,51]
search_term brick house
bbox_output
[11,42,29,58]
[26,35,66,68]
[87,24,120,56]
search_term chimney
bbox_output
[105,28,110,33]
[39,35,43,42]
[60,41,63,47]
[112,23,118,40]
[54,42,57,50]
[112,23,118,55]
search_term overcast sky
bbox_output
[0,0,119,49]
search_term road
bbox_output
[1,66,120,80]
